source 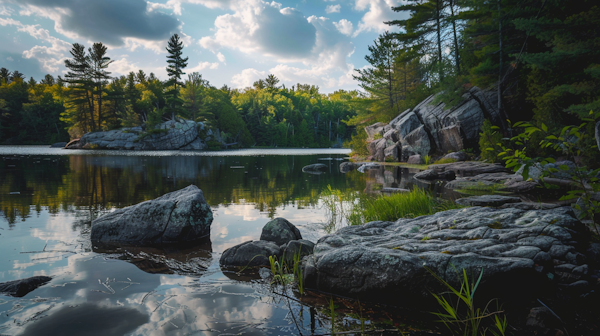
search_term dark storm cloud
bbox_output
[21,0,180,45]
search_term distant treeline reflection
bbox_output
[0,154,364,226]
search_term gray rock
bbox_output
[303,206,586,303]
[438,125,464,153]
[586,243,600,266]
[219,240,281,267]
[429,162,509,175]
[413,169,455,180]
[383,129,400,143]
[443,152,468,162]
[383,142,401,162]
[357,163,381,173]
[91,185,213,246]
[0,276,52,297]
[404,126,431,157]
[73,120,205,150]
[180,138,206,150]
[455,195,521,207]
[406,154,422,164]
[400,145,416,162]
[50,142,67,148]
[302,163,327,174]
[339,162,361,173]
[364,122,389,142]
[390,111,422,140]
[260,218,302,246]
[282,239,315,264]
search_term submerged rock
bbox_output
[0,276,52,297]
[303,206,590,305]
[50,142,67,148]
[302,163,327,174]
[260,217,303,246]
[91,185,213,246]
[339,162,361,173]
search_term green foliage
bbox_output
[322,186,462,227]
[424,155,432,165]
[434,157,458,165]
[478,119,504,163]
[499,111,600,233]
[426,266,507,336]
[268,248,305,295]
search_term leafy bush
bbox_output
[498,111,600,234]
[478,119,503,163]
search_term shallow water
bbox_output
[0,147,434,336]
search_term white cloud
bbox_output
[0,6,14,16]
[0,18,71,73]
[6,56,13,61]
[111,58,140,75]
[188,61,219,72]
[230,68,266,88]
[216,52,226,63]
[333,19,353,36]
[353,0,406,36]
[325,4,341,14]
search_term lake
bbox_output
[0,146,436,336]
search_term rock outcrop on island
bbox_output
[302,206,597,305]
[91,185,213,246]
[364,87,503,162]
[65,120,225,150]
[0,276,52,297]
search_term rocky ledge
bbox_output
[364,86,503,162]
[91,185,213,246]
[302,206,598,305]
[0,276,52,297]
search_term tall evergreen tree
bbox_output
[89,42,113,129]
[165,33,188,121]
[64,43,95,132]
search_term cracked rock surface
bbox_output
[303,206,593,304]
[91,185,213,246]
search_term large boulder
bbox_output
[281,239,315,264]
[219,240,281,267]
[383,142,401,162]
[0,276,52,297]
[260,217,303,246]
[91,185,213,246]
[303,207,590,305]
[429,161,509,176]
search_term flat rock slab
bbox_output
[455,195,522,207]
[0,276,52,297]
[91,185,213,246]
[445,172,538,193]
[429,161,509,176]
[220,240,281,267]
[414,169,456,181]
[303,207,589,305]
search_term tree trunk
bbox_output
[450,0,460,74]
[436,0,443,80]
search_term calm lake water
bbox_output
[0,146,434,336]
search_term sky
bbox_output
[0,0,408,93]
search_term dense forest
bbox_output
[348,0,599,162]
[0,0,598,154]
[0,34,358,148]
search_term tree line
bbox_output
[350,0,599,159]
[0,34,358,148]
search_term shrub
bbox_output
[478,119,503,163]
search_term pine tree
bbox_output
[64,43,95,132]
[89,42,113,130]
[165,33,188,121]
